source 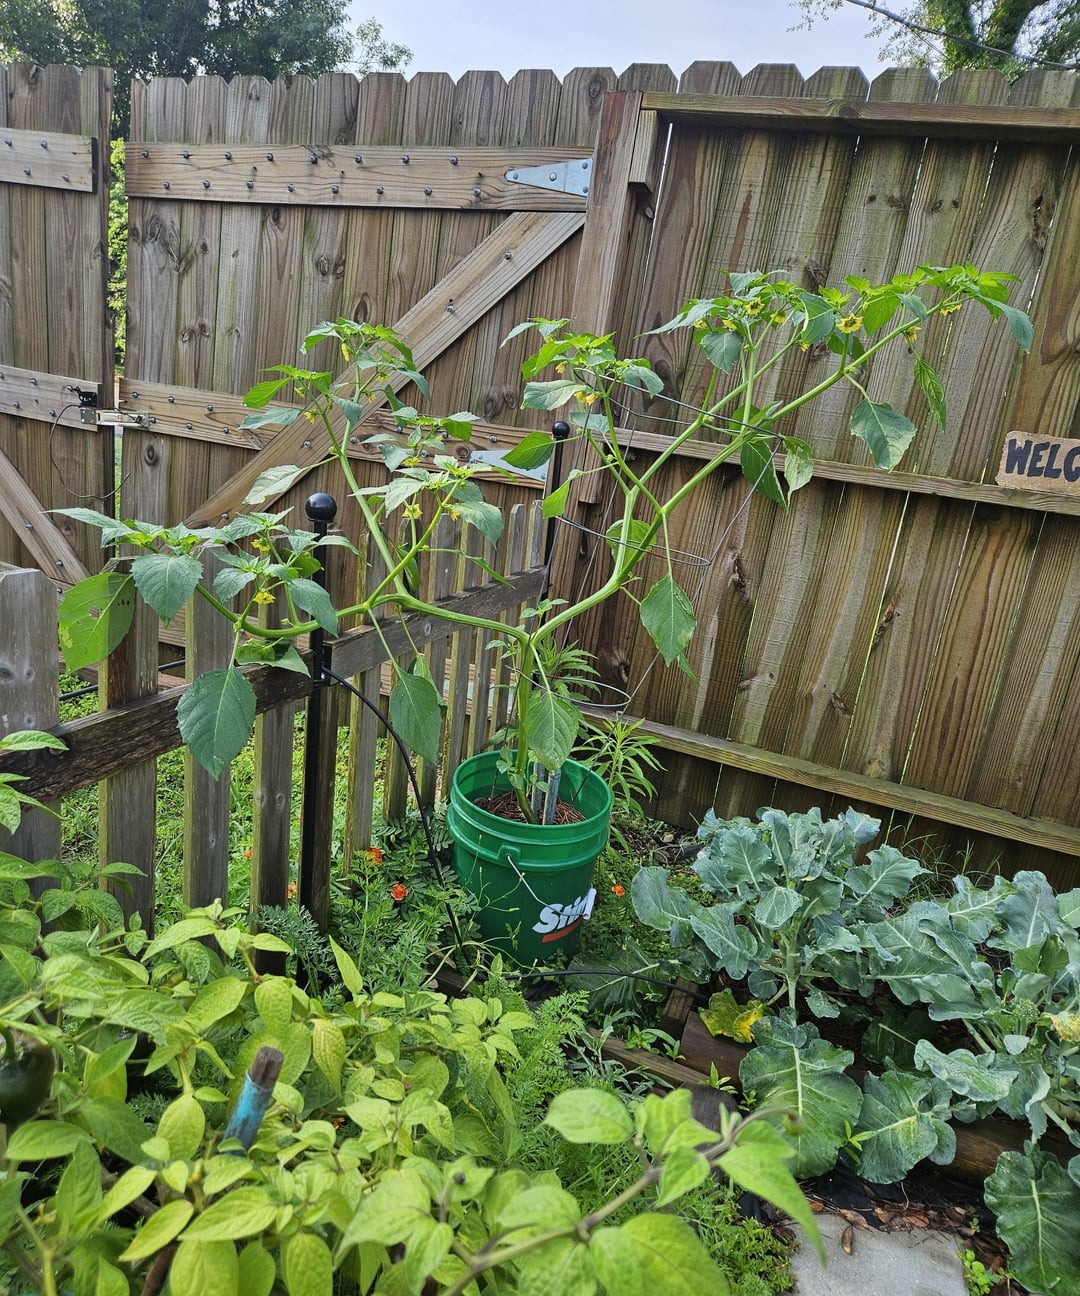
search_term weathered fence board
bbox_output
[3,60,1079,897]
[0,64,111,579]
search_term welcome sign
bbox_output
[997,433,1080,495]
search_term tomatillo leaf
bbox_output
[288,578,338,635]
[243,463,308,505]
[132,552,204,624]
[523,690,579,772]
[177,668,257,779]
[58,572,135,671]
[504,430,556,470]
[640,576,695,666]
[849,399,917,470]
[698,326,743,374]
[389,669,443,766]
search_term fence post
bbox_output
[183,556,233,908]
[0,565,61,863]
[98,559,159,931]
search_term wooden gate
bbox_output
[0,63,112,583]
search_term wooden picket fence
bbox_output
[0,503,545,932]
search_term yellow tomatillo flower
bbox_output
[904,325,920,344]
[744,298,763,315]
[940,302,962,315]
[838,314,862,333]
[253,589,275,605]
[403,500,422,519]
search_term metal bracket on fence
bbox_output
[79,407,151,428]
[505,157,592,197]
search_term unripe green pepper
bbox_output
[0,1027,55,1125]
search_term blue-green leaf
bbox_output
[985,1146,1080,1296]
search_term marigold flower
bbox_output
[287,882,297,898]
[611,884,626,897]
[838,314,862,334]
[368,846,384,864]
[391,882,408,902]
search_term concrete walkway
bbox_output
[790,1214,969,1296]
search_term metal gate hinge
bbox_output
[505,158,592,197]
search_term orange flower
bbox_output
[391,883,408,902]
[368,847,384,864]
[287,882,297,898]
[244,848,252,859]
[611,884,626,897]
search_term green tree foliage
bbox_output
[797,0,1079,75]
[0,3,411,133]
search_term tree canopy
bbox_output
[797,0,1079,75]
[0,2,411,132]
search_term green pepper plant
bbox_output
[56,265,1031,820]
[0,844,824,1296]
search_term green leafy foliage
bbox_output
[633,802,1080,1286]
[57,269,1029,826]
[985,1146,1080,1296]
[0,856,820,1296]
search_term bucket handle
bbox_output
[496,845,548,909]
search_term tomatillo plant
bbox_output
[56,265,1030,817]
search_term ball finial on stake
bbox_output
[305,492,337,523]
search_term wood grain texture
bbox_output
[640,92,1080,141]
[97,561,158,930]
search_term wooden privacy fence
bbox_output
[0,502,546,932]
[1,59,1080,889]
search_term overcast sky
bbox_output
[353,0,890,82]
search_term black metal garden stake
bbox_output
[298,492,337,922]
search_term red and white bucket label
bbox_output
[533,888,597,943]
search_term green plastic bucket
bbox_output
[447,751,612,963]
